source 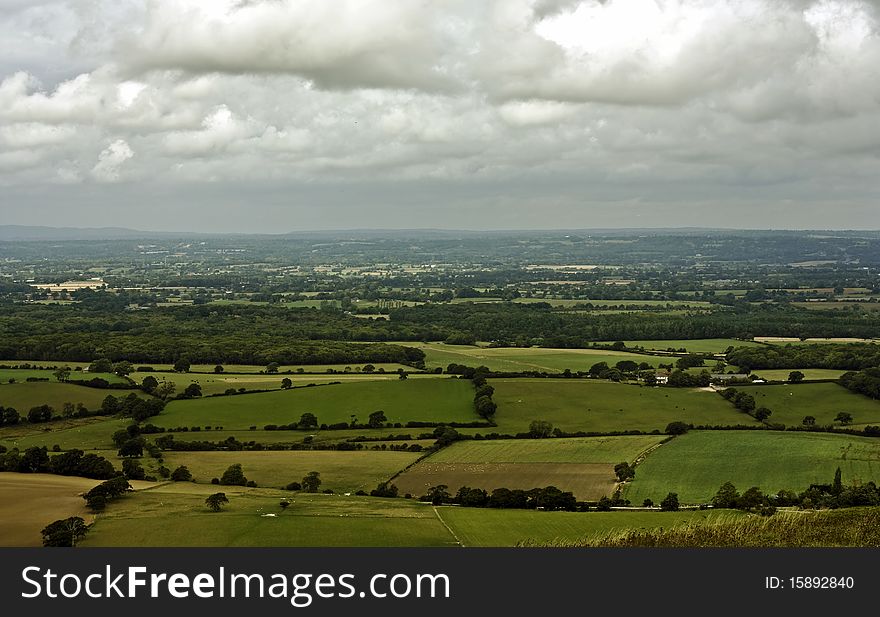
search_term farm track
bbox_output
[432,506,464,547]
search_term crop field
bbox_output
[393,435,666,500]
[624,431,880,504]
[439,507,737,547]
[82,486,457,547]
[157,379,478,429]
[397,343,666,372]
[0,382,145,412]
[744,383,880,426]
[489,379,758,433]
[158,450,422,491]
[0,473,102,546]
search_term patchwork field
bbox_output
[393,435,665,500]
[744,383,880,427]
[82,486,457,547]
[158,450,421,492]
[0,473,102,546]
[439,507,738,547]
[624,431,880,504]
[489,379,758,433]
[157,378,478,429]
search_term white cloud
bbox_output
[91,138,133,182]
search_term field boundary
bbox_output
[432,506,464,547]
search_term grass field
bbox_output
[601,339,759,353]
[624,431,880,504]
[135,371,445,397]
[428,435,665,464]
[752,369,847,381]
[393,435,666,500]
[0,473,102,546]
[82,486,457,547]
[0,369,129,385]
[158,379,478,429]
[489,379,758,433]
[393,343,666,372]
[0,382,144,413]
[158,450,421,491]
[744,383,880,426]
[439,507,736,547]
[0,417,129,451]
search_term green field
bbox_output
[429,435,666,464]
[396,343,666,373]
[158,450,421,491]
[439,507,737,547]
[752,369,847,381]
[624,431,880,504]
[609,339,760,353]
[0,368,128,385]
[158,379,478,429]
[82,486,456,547]
[744,383,880,427]
[489,379,758,433]
[0,382,142,413]
[0,417,129,451]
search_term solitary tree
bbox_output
[183,383,202,398]
[42,517,89,547]
[170,465,193,482]
[214,365,224,374]
[220,463,248,486]
[155,381,176,400]
[301,471,322,493]
[614,462,636,482]
[281,378,293,389]
[53,366,72,383]
[298,412,318,429]
[529,419,553,438]
[368,410,388,428]
[802,415,816,427]
[173,358,191,373]
[660,492,680,511]
[835,412,853,425]
[205,493,229,512]
[267,362,280,374]
[141,375,159,393]
[788,371,805,383]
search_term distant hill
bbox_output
[0,226,177,241]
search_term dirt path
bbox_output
[432,506,464,547]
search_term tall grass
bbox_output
[524,508,880,547]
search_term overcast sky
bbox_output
[1,0,879,232]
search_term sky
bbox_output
[0,0,879,232]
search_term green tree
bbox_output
[368,410,388,428]
[183,383,203,398]
[711,482,740,509]
[835,412,853,425]
[113,361,134,376]
[298,412,318,429]
[141,375,159,393]
[170,465,193,482]
[665,421,690,435]
[220,463,247,486]
[423,484,451,505]
[832,467,843,496]
[173,358,191,373]
[281,377,293,389]
[529,419,553,438]
[788,371,805,383]
[155,381,176,400]
[122,458,145,480]
[301,471,322,493]
[53,366,72,382]
[214,365,224,374]
[89,358,113,374]
[802,415,816,427]
[267,362,280,374]
[614,462,635,482]
[205,493,229,512]
[660,492,680,511]
[754,407,772,422]
[42,517,89,547]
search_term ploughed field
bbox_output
[393,435,666,500]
